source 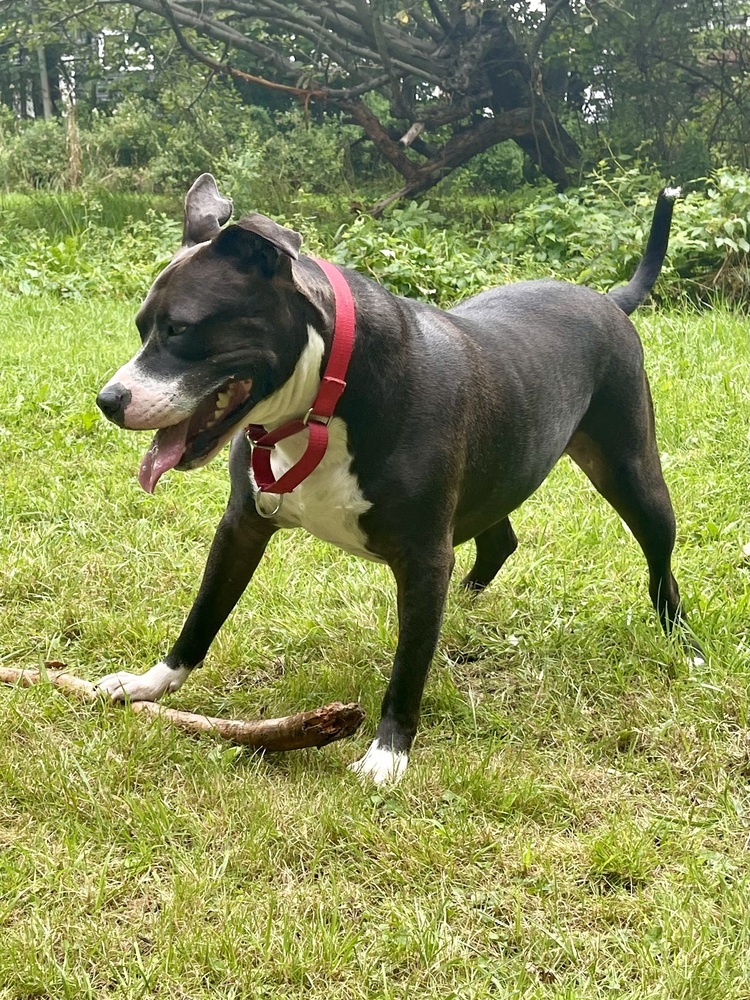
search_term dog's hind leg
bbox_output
[461,517,518,592]
[97,503,276,701]
[566,425,703,661]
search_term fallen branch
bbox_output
[0,666,365,751]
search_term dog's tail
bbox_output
[606,187,681,316]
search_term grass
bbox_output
[0,191,178,238]
[0,290,749,999]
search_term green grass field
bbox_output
[1,292,749,998]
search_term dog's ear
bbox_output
[183,173,233,247]
[214,214,302,277]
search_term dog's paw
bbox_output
[349,739,408,786]
[95,661,190,702]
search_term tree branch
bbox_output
[406,1,444,43]
[0,666,365,751]
[533,0,570,54]
[339,98,420,179]
[158,0,321,97]
[425,0,452,35]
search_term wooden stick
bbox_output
[0,666,365,750]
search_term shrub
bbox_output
[87,99,162,170]
[0,164,747,305]
[449,140,525,194]
[0,118,69,190]
[217,108,365,213]
[331,199,514,306]
[0,203,181,300]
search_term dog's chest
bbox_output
[252,417,378,560]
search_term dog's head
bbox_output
[97,174,320,492]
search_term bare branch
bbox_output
[369,0,412,118]
[158,0,320,96]
[406,2,444,43]
[425,0,452,35]
[0,666,365,751]
[339,98,420,179]
[533,0,570,54]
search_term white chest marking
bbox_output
[247,326,378,561]
[262,416,376,559]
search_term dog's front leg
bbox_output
[97,504,275,701]
[350,541,455,785]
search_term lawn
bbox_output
[0,291,749,999]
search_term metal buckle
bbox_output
[303,408,331,427]
[245,427,272,449]
[254,492,283,518]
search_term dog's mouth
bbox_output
[138,377,253,493]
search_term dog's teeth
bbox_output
[216,391,230,410]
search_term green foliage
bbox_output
[0,117,69,189]
[216,109,366,214]
[85,98,162,173]
[330,165,750,306]
[448,140,525,195]
[673,130,714,186]
[0,99,374,213]
[0,200,181,299]
[331,200,514,303]
[0,165,748,305]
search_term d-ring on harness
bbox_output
[245,257,357,517]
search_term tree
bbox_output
[2,1,749,204]
[78,0,583,213]
[583,0,750,172]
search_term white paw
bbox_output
[349,739,408,786]
[95,661,190,702]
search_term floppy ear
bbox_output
[214,214,303,277]
[183,173,233,247]
[237,214,302,259]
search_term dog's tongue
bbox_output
[138,420,190,493]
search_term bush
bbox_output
[331,199,514,306]
[217,108,364,213]
[484,163,750,300]
[326,163,750,306]
[88,99,161,169]
[0,98,371,207]
[0,164,747,305]
[0,118,69,189]
[0,201,181,299]
[449,140,525,194]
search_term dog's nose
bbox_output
[96,383,132,426]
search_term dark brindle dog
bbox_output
[96,175,700,784]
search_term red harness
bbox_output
[245,257,356,497]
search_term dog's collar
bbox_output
[245,257,356,503]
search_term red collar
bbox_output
[245,257,356,497]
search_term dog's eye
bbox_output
[166,323,188,337]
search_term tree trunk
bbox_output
[36,45,53,119]
[351,106,577,216]
[65,100,82,188]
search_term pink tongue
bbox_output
[138,420,190,493]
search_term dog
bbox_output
[96,175,700,784]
